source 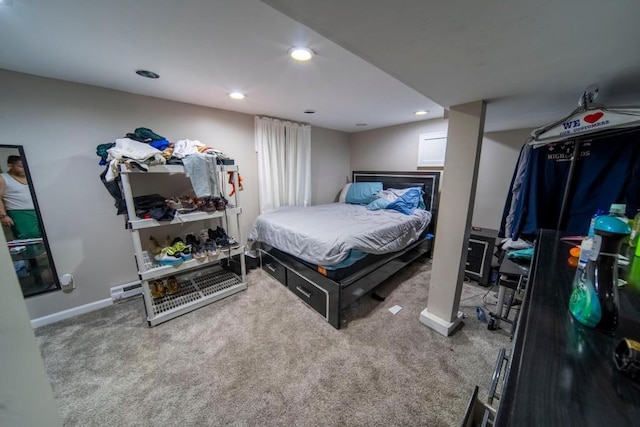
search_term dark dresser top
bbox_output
[496,230,640,426]
[470,227,499,240]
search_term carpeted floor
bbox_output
[35,258,512,426]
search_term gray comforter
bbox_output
[248,203,432,266]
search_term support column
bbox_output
[0,231,62,426]
[420,100,486,336]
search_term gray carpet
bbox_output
[35,258,512,426]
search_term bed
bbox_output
[249,171,440,329]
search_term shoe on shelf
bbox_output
[166,276,181,295]
[197,198,216,212]
[209,226,240,250]
[166,196,196,214]
[205,239,219,259]
[172,240,192,260]
[169,237,192,260]
[186,234,206,260]
[148,235,163,255]
[179,195,196,210]
[214,197,227,211]
[150,280,165,299]
[154,247,183,266]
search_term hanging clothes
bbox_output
[500,142,533,238]
[502,130,640,239]
[182,153,220,198]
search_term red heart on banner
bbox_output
[584,112,604,123]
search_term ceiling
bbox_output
[0,0,443,133]
[262,0,640,132]
[2,1,640,134]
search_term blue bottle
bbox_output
[587,208,607,237]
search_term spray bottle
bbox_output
[569,216,630,333]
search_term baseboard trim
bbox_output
[419,308,462,337]
[30,298,113,329]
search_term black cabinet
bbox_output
[465,227,498,287]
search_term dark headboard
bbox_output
[352,171,441,235]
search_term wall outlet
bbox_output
[60,273,75,293]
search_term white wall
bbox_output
[350,119,449,171]
[473,129,532,230]
[310,126,350,204]
[0,69,349,320]
[349,118,531,230]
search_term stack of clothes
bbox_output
[97,127,233,215]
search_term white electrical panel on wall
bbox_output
[418,131,447,167]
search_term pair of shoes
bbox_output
[186,234,206,260]
[209,226,239,249]
[150,280,165,299]
[166,276,180,295]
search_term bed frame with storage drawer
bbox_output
[259,171,440,329]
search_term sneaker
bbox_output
[205,239,219,259]
[171,237,192,260]
[186,234,206,260]
[211,226,240,249]
[154,247,183,265]
[209,227,228,247]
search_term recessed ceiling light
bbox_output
[414,110,429,116]
[135,69,160,79]
[303,109,315,114]
[229,92,246,100]
[289,47,314,62]
[355,123,368,127]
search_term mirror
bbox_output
[0,145,60,297]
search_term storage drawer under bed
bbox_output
[262,253,287,286]
[287,271,328,318]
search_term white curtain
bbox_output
[255,116,311,213]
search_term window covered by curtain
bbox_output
[255,116,311,213]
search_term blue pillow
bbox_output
[366,197,391,211]
[345,182,383,205]
[386,188,422,215]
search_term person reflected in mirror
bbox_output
[0,155,42,239]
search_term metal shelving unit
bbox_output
[120,163,246,326]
